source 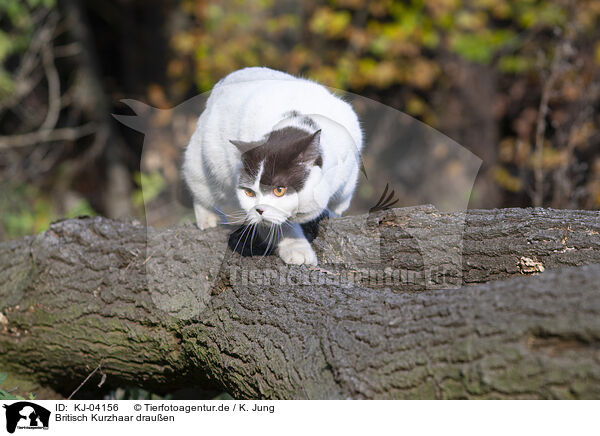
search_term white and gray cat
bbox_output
[183,67,363,265]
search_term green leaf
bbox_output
[499,55,532,73]
[132,171,166,207]
[0,390,20,400]
[65,199,96,219]
[452,33,494,63]
[452,29,518,64]
[0,30,14,62]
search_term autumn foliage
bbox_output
[0,0,599,240]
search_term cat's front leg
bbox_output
[330,198,351,217]
[194,202,220,230]
[277,222,317,266]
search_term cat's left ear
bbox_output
[298,129,322,166]
[230,139,259,154]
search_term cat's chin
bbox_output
[257,220,286,226]
[251,216,289,226]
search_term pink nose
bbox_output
[256,208,264,215]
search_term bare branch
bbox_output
[53,42,81,58]
[67,360,104,400]
[0,123,96,149]
[40,44,61,132]
[532,40,568,207]
[0,11,59,114]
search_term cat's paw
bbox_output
[194,204,220,230]
[197,213,219,230]
[277,238,318,265]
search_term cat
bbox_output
[183,67,363,265]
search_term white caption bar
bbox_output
[0,400,596,435]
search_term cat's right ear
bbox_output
[230,139,256,154]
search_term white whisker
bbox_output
[240,223,255,260]
[232,224,252,259]
[250,222,259,255]
[261,222,276,260]
[226,217,251,224]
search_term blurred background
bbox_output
[1,0,600,242]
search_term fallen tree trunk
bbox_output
[0,206,599,399]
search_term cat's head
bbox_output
[230,127,323,225]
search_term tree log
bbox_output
[1,206,599,399]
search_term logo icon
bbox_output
[2,402,50,434]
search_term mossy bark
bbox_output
[0,207,599,398]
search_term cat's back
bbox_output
[205,67,359,144]
[216,66,296,87]
[208,67,315,111]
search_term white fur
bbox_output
[183,67,363,265]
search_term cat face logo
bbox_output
[2,402,50,434]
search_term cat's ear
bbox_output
[308,129,321,145]
[296,129,322,166]
[230,139,257,154]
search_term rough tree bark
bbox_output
[0,206,599,399]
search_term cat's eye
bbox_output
[243,188,255,197]
[273,186,287,197]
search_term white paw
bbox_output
[197,213,219,230]
[277,239,318,265]
[194,205,220,230]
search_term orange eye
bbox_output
[273,186,287,197]
[243,188,255,197]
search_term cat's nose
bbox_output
[256,207,264,215]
